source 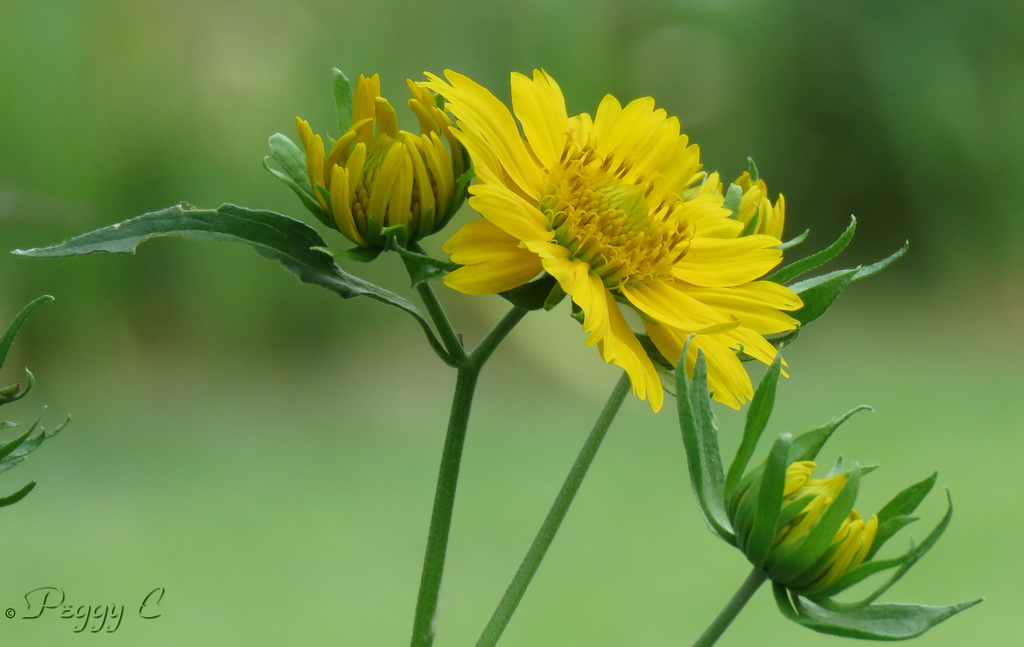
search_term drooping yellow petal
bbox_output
[467,183,555,244]
[672,235,783,287]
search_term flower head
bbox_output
[424,70,801,411]
[294,74,468,248]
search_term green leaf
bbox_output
[775,584,980,640]
[747,157,759,181]
[780,229,810,251]
[0,481,36,509]
[13,203,451,363]
[0,296,52,377]
[676,339,733,542]
[333,68,354,135]
[314,245,382,263]
[726,353,783,502]
[867,472,937,560]
[264,133,335,230]
[384,235,456,287]
[788,406,873,463]
[788,241,909,327]
[0,410,68,476]
[745,434,792,565]
[768,217,857,285]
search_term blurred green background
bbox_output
[1,0,1019,644]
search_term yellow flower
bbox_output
[295,74,467,247]
[769,461,879,592]
[424,70,802,411]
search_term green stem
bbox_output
[417,282,467,365]
[409,304,529,647]
[475,372,632,647]
[692,567,769,647]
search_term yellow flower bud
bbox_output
[295,74,467,248]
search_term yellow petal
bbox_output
[672,235,783,287]
[511,69,569,169]
[467,183,555,244]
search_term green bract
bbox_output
[0,296,68,509]
[676,338,980,640]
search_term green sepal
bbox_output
[499,274,562,311]
[264,133,336,230]
[766,467,860,582]
[382,230,455,287]
[788,241,909,326]
[745,434,792,566]
[747,157,759,181]
[723,184,743,220]
[787,406,873,463]
[676,338,733,543]
[867,472,937,560]
[0,481,37,509]
[780,229,810,251]
[741,211,761,236]
[13,203,451,363]
[314,245,382,263]
[768,216,857,285]
[333,68,354,135]
[725,353,783,502]
[774,583,980,640]
[0,368,35,407]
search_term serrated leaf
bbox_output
[13,203,451,363]
[726,353,783,502]
[676,340,732,542]
[768,217,857,285]
[775,584,980,640]
[333,68,354,135]
[264,133,335,230]
[745,434,792,565]
[788,406,872,463]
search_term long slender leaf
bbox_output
[726,353,783,502]
[676,340,732,542]
[768,217,857,285]
[13,203,451,363]
[0,296,53,378]
[775,584,980,640]
[746,434,791,566]
[788,406,873,463]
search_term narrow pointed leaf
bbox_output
[0,296,53,377]
[676,340,732,542]
[780,229,810,251]
[726,353,783,500]
[13,203,449,362]
[768,217,857,285]
[788,406,872,463]
[775,585,979,640]
[867,473,937,560]
[0,481,36,508]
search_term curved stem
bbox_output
[469,305,528,365]
[475,372,632,647]
[692,567,768,647]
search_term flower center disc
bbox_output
[541,141,693,288]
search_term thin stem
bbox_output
[692,567,769,647]
[409,302,529,647]
[417,282,467,364]
[411,366,480,647]
[475,372,632,647]
[469,305,529,365]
